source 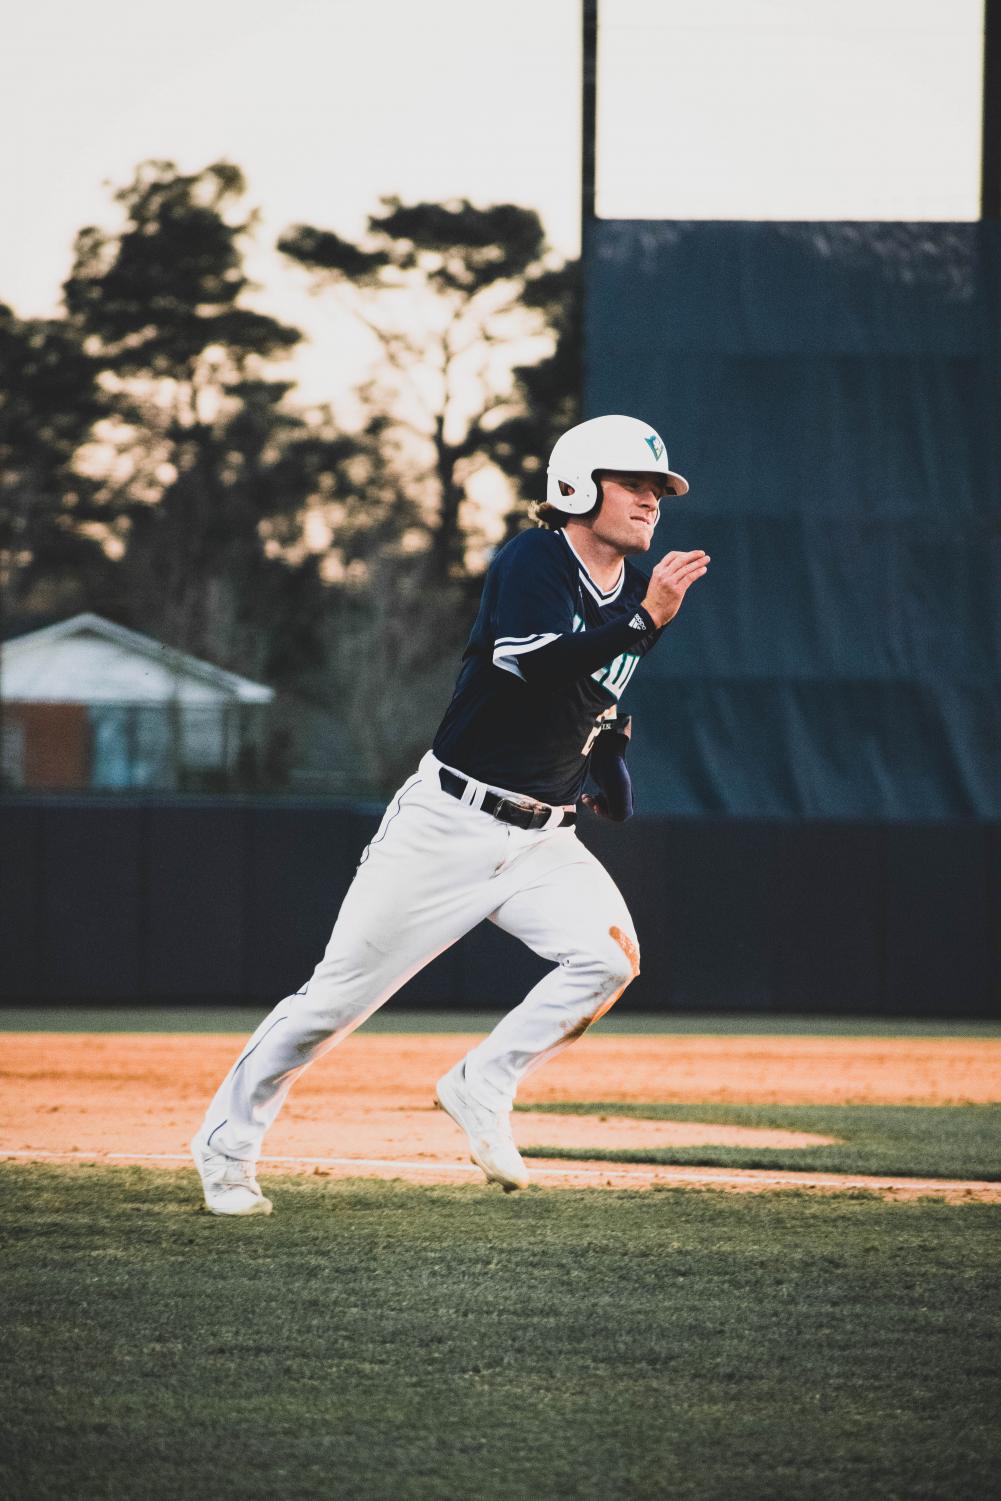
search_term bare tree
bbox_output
[279,198,569,582]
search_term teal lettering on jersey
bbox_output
[592,650,640,700]
[575,614,637,698]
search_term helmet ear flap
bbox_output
[545,468,599,514]
[562,477,604,516]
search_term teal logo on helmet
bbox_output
[645,434,664,461]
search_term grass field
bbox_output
[2,1163,1000,1501]
[3,1008,999,1497]
[3,1006,1000,1036]
[517,1102,1001,1181]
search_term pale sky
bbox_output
[0,0,987,406]
[598,0,985,220]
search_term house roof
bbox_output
[0,613,275,705]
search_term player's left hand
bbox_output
[581,790,633,821]
[581,792,610,818]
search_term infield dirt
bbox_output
[3,1029,1000,1199]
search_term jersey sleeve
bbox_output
[490,532,574,679]
[491,532,660,686]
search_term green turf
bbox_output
[2,1005,999,1036]
[516,1103,1001,1182]
[1,1164,998,1501]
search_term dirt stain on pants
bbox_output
[562,926,642,1041]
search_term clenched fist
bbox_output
[641,549,710,628]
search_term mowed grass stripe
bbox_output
[516,1102,1001,1182]
[1,1164,999,1501]
[2,1006,1000,1036]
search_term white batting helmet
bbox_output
[545,414,689,515]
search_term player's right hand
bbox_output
[640,550,710,628]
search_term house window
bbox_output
[1,719,26,788]
[89,706,173,789]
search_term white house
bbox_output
[1,613,274,791]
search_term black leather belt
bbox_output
[438,768,575,830]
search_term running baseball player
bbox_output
[192,414,708,1214]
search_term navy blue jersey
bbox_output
[433,527,664,804]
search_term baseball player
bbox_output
[192,414,708,1214]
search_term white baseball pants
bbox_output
[201,751,639,1161]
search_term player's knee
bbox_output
[606,924,640,989]
[569,926,640,995]
[575,934,639,998]
[602,950,637,994]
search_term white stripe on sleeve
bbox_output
[493,632,553,649]
[492,632,562,679]
[492,632,560,660]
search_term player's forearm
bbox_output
[586,719,634,820]
[501,609,660,685]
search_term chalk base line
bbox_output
[2,1147,999,1201]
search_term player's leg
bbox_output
[195,758,510,1178]
[462,831,639,1110]
[433,829,637,1192]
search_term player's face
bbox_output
[590,472,668,554]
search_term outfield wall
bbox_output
[2,798,998,1017]
[583,220,1001,820]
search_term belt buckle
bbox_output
[494,796,526,827]
[497,795,547,830]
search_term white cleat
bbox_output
[434,1060,530,1192]
[191,1132,273,1217]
